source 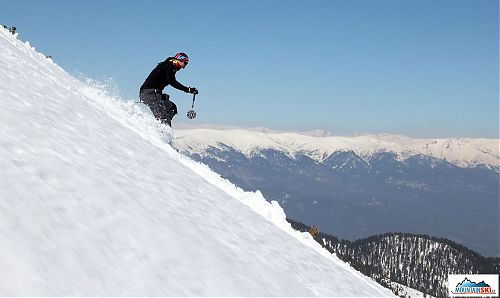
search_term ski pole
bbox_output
[191,93,196,108]
[187,93,197,119]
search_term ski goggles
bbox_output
[175,53,189,65]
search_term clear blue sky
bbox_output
[2,0,498,137]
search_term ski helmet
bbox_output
[174,52,189,65]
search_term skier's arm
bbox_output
[167,70,190,93]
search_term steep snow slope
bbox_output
[0,28,393,296]
[173,128,499,170]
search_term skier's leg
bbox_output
[140,89,172,126]
[164,98,178,126]
[158,93,178,126]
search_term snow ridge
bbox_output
[0,27,393,296]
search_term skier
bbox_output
[139,52,198,126]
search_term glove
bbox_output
[188,87,199,95]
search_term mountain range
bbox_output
[173,128,499,257]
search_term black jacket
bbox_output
[140,57,189,93]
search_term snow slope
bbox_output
[173,128,500,171]
[0,28,394,296]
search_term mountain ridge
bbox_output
[173,132,499,257]
[288,219,500,298]
[174,128,499,171]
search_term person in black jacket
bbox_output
[140,52,198,126]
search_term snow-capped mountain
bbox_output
[173,128,499,171]
[173,129,499,257]
[0,27,394,296]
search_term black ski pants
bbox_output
[139,89,177,126]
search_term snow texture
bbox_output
[0,27,394,296]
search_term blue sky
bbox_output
[1,0,498,137]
